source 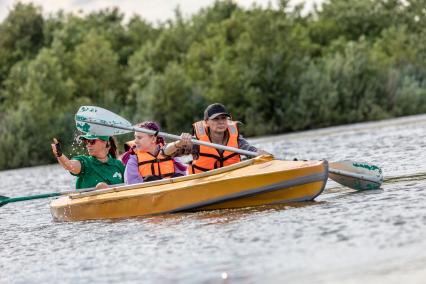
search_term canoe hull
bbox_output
[50,157,328,221]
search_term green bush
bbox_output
[0,1,425,169]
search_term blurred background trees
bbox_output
[0,0,425,169]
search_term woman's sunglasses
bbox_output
[82,139,98,145]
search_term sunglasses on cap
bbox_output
[81,139,99,145]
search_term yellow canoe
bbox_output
[50,155,328,221]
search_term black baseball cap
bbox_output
[204,103,231,120]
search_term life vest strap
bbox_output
[145,172,175,179]
[191,163,211,173]
[199,152,238,163]
[221,152,239,161]
[151,163,156,177]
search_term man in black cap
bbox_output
[163,103,268,174]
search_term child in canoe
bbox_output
[123,121,186,184]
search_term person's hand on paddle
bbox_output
[175,133,193,149]
[51,138,63,158]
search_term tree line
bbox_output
[0,0,425,170]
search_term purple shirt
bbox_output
[124,155,187,185]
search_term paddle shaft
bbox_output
[84,119,260,157]
[0,185,121,207]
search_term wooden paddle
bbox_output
[75,106,384,191]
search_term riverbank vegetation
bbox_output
[0,0,425,169]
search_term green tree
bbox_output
[71,31,123,110]
[133,62,204,133]
[0,47,78,169]
[0,2,44,82]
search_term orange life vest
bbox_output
[136,150,175,179]
[189,120,241,174]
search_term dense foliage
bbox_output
[0,0,425,169]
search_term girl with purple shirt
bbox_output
[123,121,187,184]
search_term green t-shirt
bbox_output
[71,155,125,190]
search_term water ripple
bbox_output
[1,115,426,283]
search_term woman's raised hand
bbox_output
[51,138,63,158]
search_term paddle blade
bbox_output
[329,161,383,190]
[75,106,132,136]
[0,195,9,207]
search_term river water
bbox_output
[1,114,425,283]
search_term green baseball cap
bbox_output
[79,134,110,141]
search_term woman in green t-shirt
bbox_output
[51,134,125,190]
